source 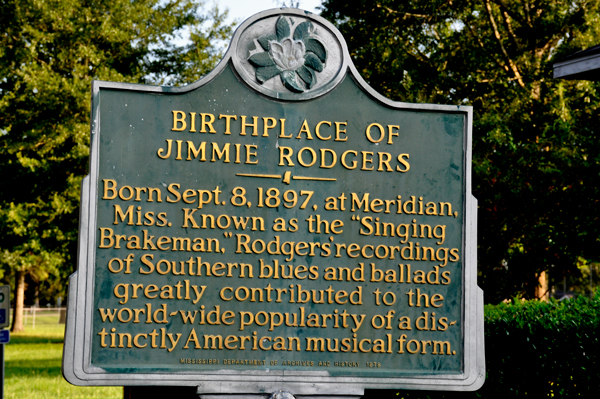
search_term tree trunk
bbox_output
[11,270,25,332]
[535,271,549,301]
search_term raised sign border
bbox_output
[63,7,484,394]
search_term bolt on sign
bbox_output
[63,8,485,395]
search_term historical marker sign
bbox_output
[63,8,484,394]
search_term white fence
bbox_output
[9,307,67,328]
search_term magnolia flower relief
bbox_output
[248,16,327,93]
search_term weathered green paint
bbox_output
[90,63,465,376]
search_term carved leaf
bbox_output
[296,65,316,89]
[256,66,282,83]
[293,21,313,42]
[257,34,277,51]
[281,70,304,92]
[306,38,327,63]
[248,52,276,68]
[304,53,324,72]
[276,16,290,41]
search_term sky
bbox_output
[168,1,323,50]
[214,0,323,24]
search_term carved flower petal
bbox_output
[269,41,286,70]
[285,40,305,70]
[292,40,306,62]
[281,38,293,57]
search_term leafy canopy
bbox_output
[320,0,600,302]
[0,0,232,302]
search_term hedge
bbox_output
[365,289,600,398]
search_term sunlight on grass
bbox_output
[5,322,121,399]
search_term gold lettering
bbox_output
[334,122,347,141]
[200,113,216,133]
[172,111,186,131]
[378,152,393,171]
[320,148,337,168]
[365,123,385,143]
[240,116,258,136]
[211,142,230,162]
[298,147,317,167]
[187,141,206,161]
[158,139,173,159]
[245,145,258,164]
[361,151,374,170]
[219,114,237,134]
[279,146,294,166]
[296,120,313,139]
[341,150,357,169]
[103,179,117,199]
[263,117,276,137]
[315,121,332,140]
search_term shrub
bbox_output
[365,290,600,398]
[480,291,600,397]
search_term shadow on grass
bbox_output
[6,358,62,379]
[10,335,64,345]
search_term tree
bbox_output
[0,0,232,332]
[320,0,600,302]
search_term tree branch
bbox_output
[523,0,533,27]
[502,11,520,50]
[493,0,526,26]
[373,2,450,21]
[466,23,511,78]
[484,0,526,88]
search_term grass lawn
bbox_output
[5,315,121,399]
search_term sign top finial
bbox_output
[231,8,348,100]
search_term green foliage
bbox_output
[361,293,600,398]
[148,4,233,86]
[482,294,600,397]
[320,0,600,302]
[0,0,232,305]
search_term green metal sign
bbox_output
[63,8,484,394]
